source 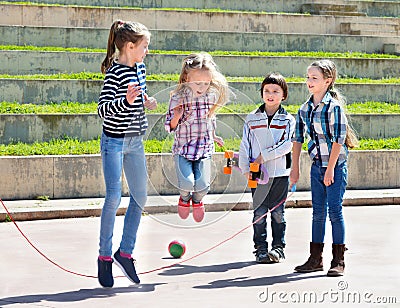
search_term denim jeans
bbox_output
[252,176,288,250]
[99,133,147,257]
[310,160,347,244]
[173,155,211,203]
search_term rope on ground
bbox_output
[0,187,295,278]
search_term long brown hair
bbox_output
[309,60,359,148]
[101,20,150,73]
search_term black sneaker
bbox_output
[97,258,114,288]
[254,249,273,264]
[113,249,140,284]
[268,247,285,263]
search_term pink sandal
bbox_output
[178,197,191,219]
[192,200,205,223]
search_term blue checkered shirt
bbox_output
[293,92,348,167]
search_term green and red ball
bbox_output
[168,240,186,258]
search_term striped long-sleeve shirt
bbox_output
[98,62,148,138]
[294,92,348,167]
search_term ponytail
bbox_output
[345,124,359,149]
[101,21,120,73]
[101,20,150,73]
[329,89,359,149]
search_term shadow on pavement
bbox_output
[158,261,255,276]
[0,284,165,306]
[194,272,326,289]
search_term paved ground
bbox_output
[0,192,399,307]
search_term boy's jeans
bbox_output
[174,155,211,203]
[99,133,147,257]
[252,176,288,250]
[310,160,347,244]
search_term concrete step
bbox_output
[1,151,399,199]
[304,3,359,12]
[1,3,398,35]
[1,50,399,79]
[317,10,367,17]
[342,21,399,32]
[1,25,399,54]
[0,112,399,145]
[1,78,398,106]
[341,21,399,37]
[2,0,399,17]
[351,30,399,37]
[301,3,367,16]
[3,0,308,12]
[384,43,400,56]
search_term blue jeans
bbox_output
[311,160,347,244]
[173,155,211,203]
[252,176,288,250]
[99,133,147,257]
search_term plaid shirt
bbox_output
[165,88,217,161]
[294,92,348,167]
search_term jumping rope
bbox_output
[0,185,295,279]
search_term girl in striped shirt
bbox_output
[165,53,229,223]
[97,20,157,288]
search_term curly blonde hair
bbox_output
[172,52,229,117]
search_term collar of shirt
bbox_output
[308,91,333,109]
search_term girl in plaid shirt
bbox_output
[165,53,229,222]
[291,59,358,277]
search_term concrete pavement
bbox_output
[0,202,399,307]
[0,189,400,307]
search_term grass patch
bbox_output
[0,137,399,156]
[152,49,400,60]
[187,137,400,152]
[359,138,400,150]
[219,102,400,114]
[344,101,400,114]
[1,101,400,114]
[0,72,105,80]
[0,101,97,114]
[0,44,104,53]
[0,138,101,155]
[1,45,399,59]
[1,72,400,84]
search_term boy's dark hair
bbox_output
[260,72,288,101]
